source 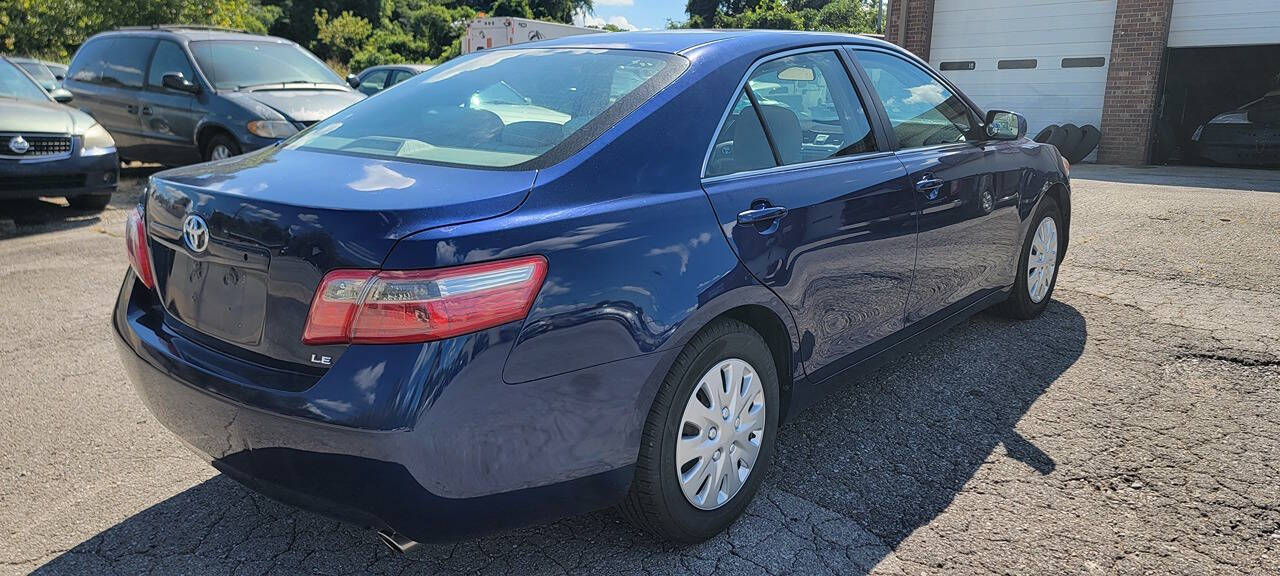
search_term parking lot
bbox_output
[1,165,1278,575]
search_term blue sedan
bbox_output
[113,30,1070,547]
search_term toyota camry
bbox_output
[113,30,1070,548]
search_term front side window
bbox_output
[0,59,51,102]
[147,41,197,90]
[856,50,972,149]
[190,40,342,90]
[388,69,415,86]
[287,49,685,169]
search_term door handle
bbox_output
[140,106,152,116]
[126,104,138,114]
[915,177,944,192]
[737,206,789,225]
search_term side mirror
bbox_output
[49,88,74,103]
[984,110,1026,140]
[346,74,360,89]
[161,72,199,94]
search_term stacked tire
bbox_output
[1033,123,1101,164]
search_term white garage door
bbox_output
[1169,0,1280,48]
[928,0,1117,150]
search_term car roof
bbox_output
[97,26,291,44]
[518,29,896,56]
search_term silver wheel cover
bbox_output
[1027,215,1059,303]
[210,144,231,160]
[676,358,766,510]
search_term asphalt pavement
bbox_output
[1,164,1277,575]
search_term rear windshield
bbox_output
[285,48,687,169]
[190,40,342,90]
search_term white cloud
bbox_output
[575,10,639,31]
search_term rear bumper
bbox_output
[112,272,668,541]
[0,151,118,199]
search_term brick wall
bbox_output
[884,0,936,60]
[1097,0,1175,164]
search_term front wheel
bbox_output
[620,318,779,542]
[203,133,241,162]
[994,196,1063,319]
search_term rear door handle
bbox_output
[737,206,789,225]
[915,177,944,192]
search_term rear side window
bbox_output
[287,49,687,169]
[101,37,155,89]
[68,38,111,84]
[706,50,878,178]
[358,69,390,95]
[856,50,973,149]
[147,41,197,90]
[706,91,776,178]
[389,69,416,86]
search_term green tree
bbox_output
[815,0,873,33]
[489,0,532,18]
[311,8,373,62]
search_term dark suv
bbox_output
[65,26,363,165]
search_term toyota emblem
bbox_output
[182,214,209,254]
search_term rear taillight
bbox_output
[302,256,548,345]
[125,206,155,290]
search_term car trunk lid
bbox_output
[144,148,535,374]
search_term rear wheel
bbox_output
[620,318,779,542]
[203,132,240,162]
[68,193,111,212]
[994,196,1062,319]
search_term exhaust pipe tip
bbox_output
[376,530,421,554]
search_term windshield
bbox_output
[16,61,58,92]
[0,59,50,102]
[286,48,684,169]
[189,40,342,90]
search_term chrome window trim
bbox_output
[0,133,75,163]
[702,150,896,184]
[700,44,875,181]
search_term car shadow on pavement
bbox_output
[1071,163,1280,193]
[0,165,156,239]
[33,301,1086,575]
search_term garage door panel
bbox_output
[1169,0,1280,48]
[931,0,1115,146]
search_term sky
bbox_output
[573,0,690,31]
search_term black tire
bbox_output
[993,196,1063,320]
[202,132,241,162]
[1044,125,1069,154]
[1033,125,1055,143]
[1059,124,1084,160]
[620,317,780,542]
[67,193,111,212]
[1069,125,1101,163]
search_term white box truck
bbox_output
[463,17,604,54]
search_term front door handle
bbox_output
[140,106,153,116]
[737,205,789,225]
